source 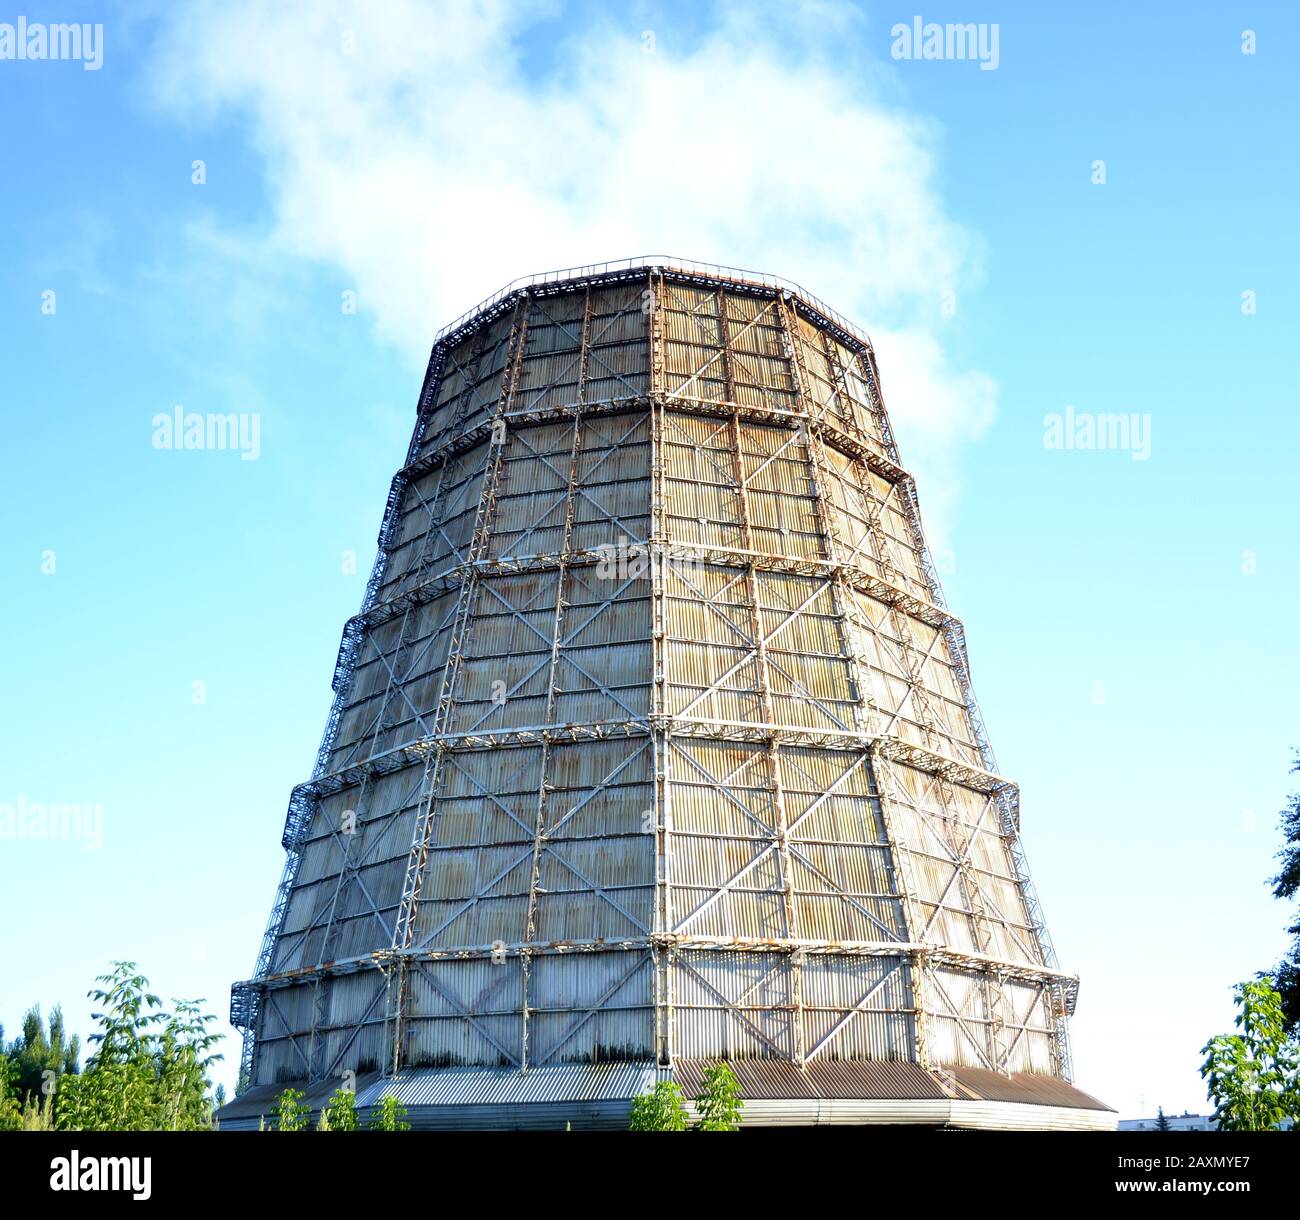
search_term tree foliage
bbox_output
[324,1087,360,1131]
[693,1062,743,1131]
[0,1054,22,1131]
[629,1081,689,1131]
[7,1006,80,1104]
[630,1065,746,1131]
[53,961,223,1131]
[273,1087,311,1132]
[1200,978,1300,1131]
[1272,756,1300,1031]
[368,1094,410,1131]
[0,1005,81,1129]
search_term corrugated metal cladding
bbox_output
[232,261,1093,1124]
[218,1061,1113,1130]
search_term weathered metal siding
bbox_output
[234,261,1077,1105]
[218,1059,1110,1129]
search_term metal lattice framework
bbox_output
[231,258,1079,1110]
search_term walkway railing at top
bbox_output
[429,255,875,352]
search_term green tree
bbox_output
[156,999,222,1130]
[57,1061,160,1131]
[629,1081,689,1131]
[324,1087,360,1131]
[1271,756,1300,1031]
[368,1094,410,1131]
[273,1087,311,1132]
[19,1091,56,1131]
[1201,978,1300,1131]
[54,961,223,1132]
[693,1062,743,1131]
[1155,1106,1170,1131]
[0,1051,22,1131]
[5,1005,80,1113]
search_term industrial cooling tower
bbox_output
[225,258,1113,1130]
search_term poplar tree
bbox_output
[1201,979,1300,1131]
[1271,756,1300,1030]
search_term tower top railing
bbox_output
[429,255,875,353]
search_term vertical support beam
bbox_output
[716,288,800,1063]
[647,269,675,1065]
[387,297,530,1074]
[780,291,885,1069]
[777,295,877,742]
[780,294,816,425]
[987,969,1008,1074]
[307,975,330,1081]
[648,267,665,403]
[233,987,260,1094]
[868,746,934,1069]
[819,325,873,452]
[387,956,411,1077]
[651,731,674,1065]
[521,288,590,1070]
[936,779,1007,1072]
[910,948,934,1071]
[717,289,796,947]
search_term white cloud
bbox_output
[872,328,997,534]
[146,0,995,538]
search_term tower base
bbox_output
[216,1059,1114,1131]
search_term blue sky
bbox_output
[1,0,1297,1117]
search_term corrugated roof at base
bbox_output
[948,1068,1114,1112]
[216,1071,384,1124]
[359,1061,664,1108]
[673,1059,951,1101]
[216,1061,1113,1127]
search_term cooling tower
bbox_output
[225,258,1113,1130]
